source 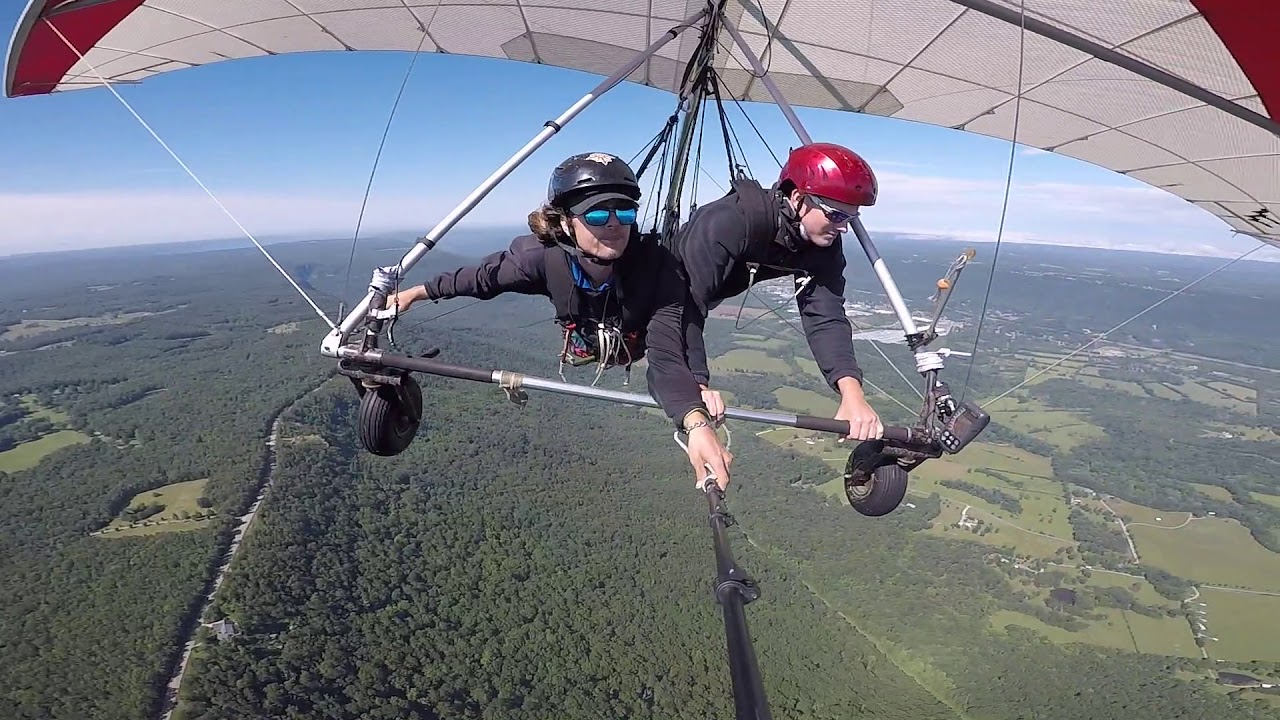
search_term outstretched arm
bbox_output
[645,249,733,488]
[684,309,711,387]
[675,202,746,389]
[796,242,863,390]
[389,237,543,312]
[797,242,881,440]
[644,255,710,427]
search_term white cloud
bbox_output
[862,158,929,170]
[3,172,1277,264]
[0,187,523,256]
[864,170,1280,261]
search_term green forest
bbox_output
[2,234,1278,719]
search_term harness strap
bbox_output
[544,243,579,322]
[728,176,777,252]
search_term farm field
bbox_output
[709,330,1280,667]
[0,394,91,473]
[92,478,219,538]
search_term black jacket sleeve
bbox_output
[674,201,751,387]
[797,240,864,389]
[684,308,710,387]
[421,235,544,300]
[642,247,709,427]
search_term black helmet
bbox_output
[547,152,641,213]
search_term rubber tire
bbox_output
[844,442,910,517]
[848,463,909,516]
[357,374,423,457]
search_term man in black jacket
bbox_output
[385,152,735,487]
[674,142,884,442]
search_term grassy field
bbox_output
[0,431,92,473]
[1250,491,1280,510]
[735,338,789,351]
[926,496,1075,557]
[1076,494,1280,659]
[1209,424,1279,442]
[1146,383,1185,401]
[0,311,157,341]
[0,395,92,473]
[1100,497,1194,527]
[910,443,1074,539]
[1006,349,1262,417]
[99,518,217,538]
[985,394,1106,451]
[990,564,1200,658]
[1125,514,1280,592]
[710,348,794,375]
[812,424,1278,664]
[1190,483,1235,503]
[773,387,837,416]
[1207,381,1255,403]
[93,478,218,538]
[796,357,820,377]
[770,416,1081,560]
[19,395,69,424]
[1084,570,1175,608]
[991,609,1134,652]
[1075,372,1152,399]
[1198,588,1280,662]
[989,606,1198,657]
[724,333,1280,664]
[1172,380,1257,414]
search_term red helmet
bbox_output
[777,142,878,216]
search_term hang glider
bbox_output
[6,0,1278,245]
[5,3,1272,716]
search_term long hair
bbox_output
[528,204,573,246]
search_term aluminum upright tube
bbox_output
[321,7,709,356]
[720,13,920,339]
[850,217,920,336]
[720,17,811,145]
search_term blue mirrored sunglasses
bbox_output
[808,195,855,225]
[580,207,638,226]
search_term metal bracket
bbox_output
[497,370,529,407]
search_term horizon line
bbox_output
[1,223,1276,265]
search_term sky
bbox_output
[1,5,1276,264]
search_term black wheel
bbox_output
[357,373,423,457]
[843,440,909,517]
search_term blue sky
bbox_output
[1,5,1274,262]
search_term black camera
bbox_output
[938,399,990,454]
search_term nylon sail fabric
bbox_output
[6,0,1277,246]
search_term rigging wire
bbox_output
[770,312,918,416]
[389,103,686,338]
[390,114,685,339]
[693,51,920,404]
[397,299,486,334]
[690,98,708,212]
[982,241,1268,408]
[43,19,336,330]
[340,24,434,318]
[713,36,781,168]
[958,0,1026,404]
[732,94,782,168]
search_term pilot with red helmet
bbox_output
[672,142,884,442]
